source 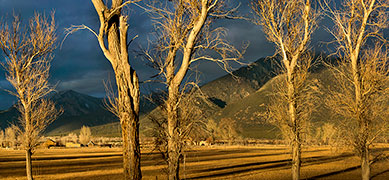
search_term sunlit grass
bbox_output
[1,145,389,180]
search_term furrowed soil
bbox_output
[1,145,389,180]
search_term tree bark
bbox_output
[167,83,181,180]
[91,1,142,179]
[167,143,180,180]
[26,148,33,180]
[361,146,370,180]
[292,140,301,180]
[287,64,301,180]
[121,112,141,180]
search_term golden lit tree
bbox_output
[0,13,62,180]
[79,125,92,145]
[64,0,143,179]
[143,0,246,179]
[251,0,318,179]
[323,0,389,179]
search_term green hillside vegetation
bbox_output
[208,67,338,139]
[82,114,151,138]
[200,57,277,106]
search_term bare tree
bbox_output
[142,1,245,179]
[251,0,318,179]
[64,0,142,179]
[0,13,61,180]
[149,86,206,167]
[79,125,92,145]
[323,1,389,179]
[323,1,388,179]
[5,126,17,148]
[218,118,241,145]
[67,133,78,143]
[314,122,338,145]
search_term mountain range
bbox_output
[0,56,336,138]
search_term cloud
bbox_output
[56,70,114,97]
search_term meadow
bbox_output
[1,145,389,180]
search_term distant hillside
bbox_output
[135,57,279,136]
[200,57,278,107]
[45,90,118,135]
[0,90,117,135]
[209,68,334,139]
[0,90,158,136]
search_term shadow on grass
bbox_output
[305,154,389,180]
[58,172,122,180]
[187,154,354,180]
[371,169,389,180]
[0,153,122,162]
[183,148,327,164]
[304,165,360,180]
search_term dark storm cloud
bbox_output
[0,0,335,109]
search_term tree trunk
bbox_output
[167,84,181,180]
[361,146,370,180]
[167,140,180,180]
[292,140,301,180]
[113,60,141,180]
[287,65,301,180]
[91,1,141,179]
[121,114,141,180]
[26,148,33,180]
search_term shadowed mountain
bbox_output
[0,90,158,135]
[45,90,118,135]
[208,67,336,139]
[0,90,117,135]
[200,57,278,106]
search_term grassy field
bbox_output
[1,145,389,180]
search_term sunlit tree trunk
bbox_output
[26,148,33,180]
[167,83,181,180]
[361,145,370,180]
[288,74,301,180]
[91,0,142,179]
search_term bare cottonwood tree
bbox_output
[149,85,206,167]
[67,132,78,143]
[218,118,241,145]
[315,122,337,145]
[323,1,388,179]
[65,0,142,179]
[143,1,245,179]
[251,0,318,179]
[5,126,17,148]
[0,13,61,180]
[79,125,92,145]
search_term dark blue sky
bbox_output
[0,0,332,109]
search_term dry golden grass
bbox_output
[1,145,389,180]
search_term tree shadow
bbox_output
[371,169,389,180]
[304,165,360,180]
[186,154,353,180]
